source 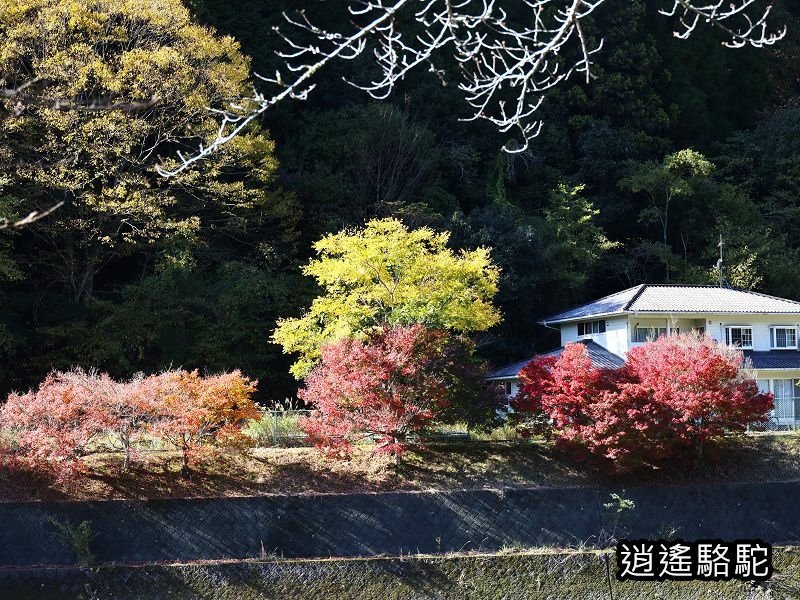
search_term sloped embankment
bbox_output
[2,549,800,600]
[2,481,800,567]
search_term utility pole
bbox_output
[716,234,724,287]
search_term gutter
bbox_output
[540,320,561,333]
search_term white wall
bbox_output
[560,322,579,345]
[559,314,800,356]
[703,315,800,351]
[560,317,628,356]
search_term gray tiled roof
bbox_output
[485,357,536,380]
[541,284,800,324]
[487,340,625,380]
[745,351,800,370]
[542,285,645,322]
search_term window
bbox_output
[771,379,799,420]
[725,326,753,349]
[761,379,799,421]
[504,382,513,396]
[577,319,606,336]
[633,327,667,343]
[771,327,797,350]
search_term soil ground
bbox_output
[3,433,799,502]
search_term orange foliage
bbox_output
[148,370,259,477]
[0,368,260,481]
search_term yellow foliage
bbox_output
[273,218,502,378]
[0,0,288,299]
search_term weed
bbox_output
[48,517,96,566]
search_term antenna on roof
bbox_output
[716,234,724,287]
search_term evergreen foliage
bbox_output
[0,0,799,400]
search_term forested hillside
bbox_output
[2,0,800,401]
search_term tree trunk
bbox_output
[180,446,191,479]
[663,196,671,282]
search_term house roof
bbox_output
[745,351,800,371]
[487,340,625,380]
[541,284,800,324]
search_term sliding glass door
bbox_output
[771,379,798,424]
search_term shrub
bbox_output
[0,428,23,475]
[299,324,504,458]
[1,371,112,481]
[58,369,158,472]
[148,369,260,477]
[48,517,96,567]
[1,368,260,480]
[513,332,773,472]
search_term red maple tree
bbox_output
[97,373,161,472]
[0,368,260,480]
[1,370,112,481]
[299,324,502,458]
[513,332,773,472]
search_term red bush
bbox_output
[1,370,113,481]
[513,332,774,472]
[299,324,501,458]
[0,368,260,480]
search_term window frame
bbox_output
[770,326,798,350]
[577,319,606,337]
[724,326,754,349]
[633,326,668,343]
[759,378,799,422]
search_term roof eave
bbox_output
[538,311,630,326]
[540,309,800,326]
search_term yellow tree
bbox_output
[0,0,286,302]
[273,218,501,378]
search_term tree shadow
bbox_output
[5,434,800,502]
[0,466,73,502]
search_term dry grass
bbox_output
[4,545,800,599]
[3,434,800,502]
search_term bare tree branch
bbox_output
[158,0,786,176]
[2,77,161,114]
[0,202,64,231]
[662,0,786,48]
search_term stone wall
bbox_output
[1,481,799,567]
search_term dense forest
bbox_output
[2,0,800,402]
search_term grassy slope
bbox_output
[2,548,798,599]
[3,434,800,502]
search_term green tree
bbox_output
[273,218,501,378]
[717,107,800,243]
[449,185,613,361]
[541,184,618,290]
[619,149,714,281]
[279,102,458,234]
[710,187,800,297]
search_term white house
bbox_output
[487,284,800,427]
